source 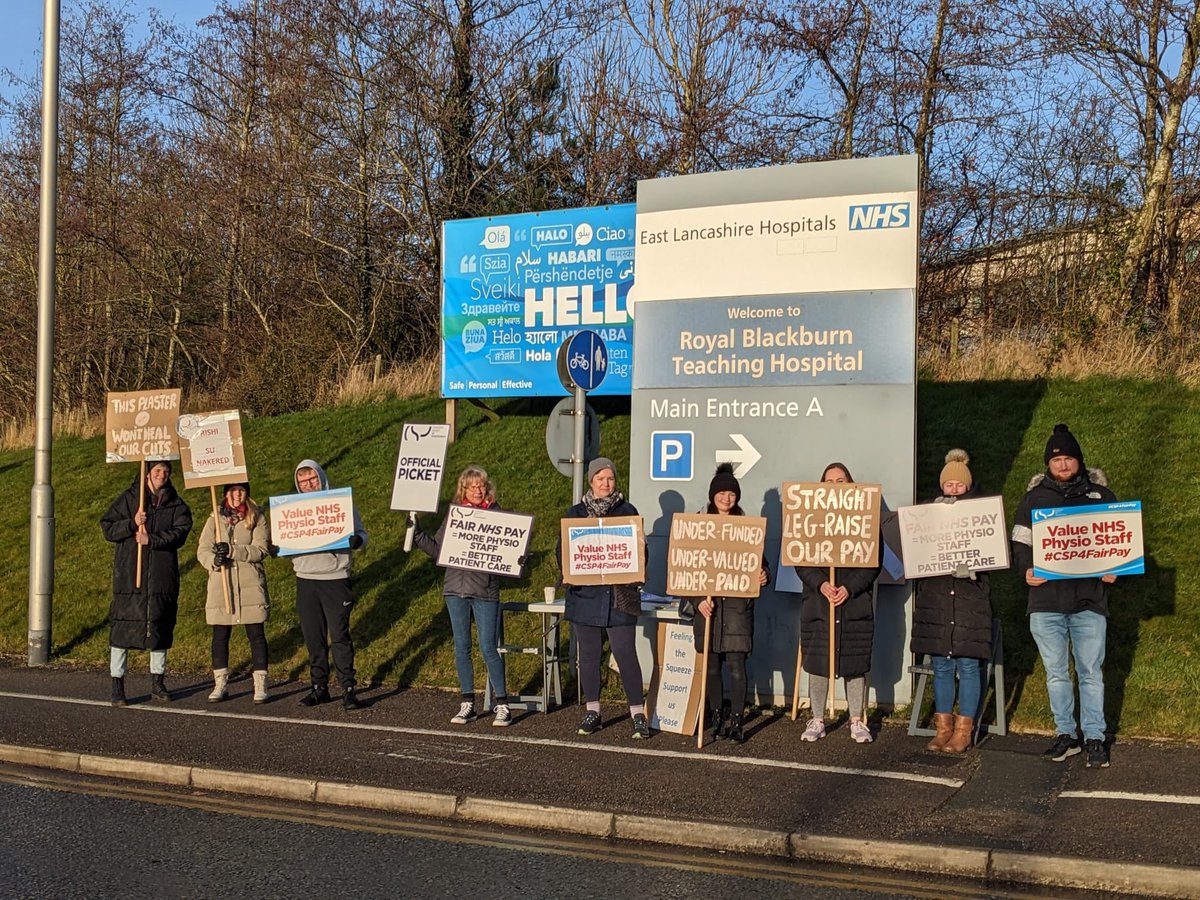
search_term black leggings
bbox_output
[575,624,644,705]
[705,650,747,713]
[211,623,268,671]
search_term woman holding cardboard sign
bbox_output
[911,450,992,753]
[794,462,881,744]
[101,460,192,707]
[682,463,770,744]
[412,466,513,727]
[557,457,649,740]
[196,482,272,704]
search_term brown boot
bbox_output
[926,712,954,751]
[943,715,975,753]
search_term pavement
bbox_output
[1,661,1199,898]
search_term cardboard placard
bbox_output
[435,506,533,577]
[391,423,451,512]
[780,482,882,568]
[1033,501,1144,580]
[646,621,702,735]
[105,389,182,463]
[269,487,355,556]
[666,513,767,598]
[176,410,247,489]
[559,516,645,585]
[897,495,1010,578]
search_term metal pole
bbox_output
[28,0,61,666]
[571,386,585,504]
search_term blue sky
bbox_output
[1,2,216,93]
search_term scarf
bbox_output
[1044,470,1091,500]
[221,502,247,529]
[583,488,625,517]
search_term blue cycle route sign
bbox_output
[564,330,608,392]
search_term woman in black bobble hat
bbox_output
[684,463,769,744]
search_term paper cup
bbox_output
[543,586,557,603]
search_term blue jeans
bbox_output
[445,596,506,702]
[1029,610,1107,741]
[110,646,166,677]
[931,656,983,717]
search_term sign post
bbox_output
[559,330,608,503]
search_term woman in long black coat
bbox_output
[684,463,769,744]
[100,460,192,706]
[794,462,881,744]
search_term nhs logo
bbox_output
[651,431,693,481]
[848,202,911,230]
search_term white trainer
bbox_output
[801,718,826,742]
[850,720,874,743]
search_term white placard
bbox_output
[897,496,1010,578]
[559,516,646,585]
[391,423,451,512]
[1033,501,1144,580]
[647,621,700,735]
[435,506,533,578]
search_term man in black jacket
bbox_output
[1011,424,1117,768]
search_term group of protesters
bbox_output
[101,422,1118,767]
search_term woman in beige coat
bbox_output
[197,482,271,703]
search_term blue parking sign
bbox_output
[651,431,693,481]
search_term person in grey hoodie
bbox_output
[292,459,368,710]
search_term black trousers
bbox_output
[296,577,356,689]
[575,623,644,705]
[704,650,747,713]
[211,622,268,671]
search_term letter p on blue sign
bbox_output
[651,431,693,481]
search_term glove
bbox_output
[517,554,529,567]
[267,541,280,558]
[348,534,364,550]
[213,544,230,569]
[407,514,418,529]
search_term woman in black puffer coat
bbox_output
[683,463,769,744]
[100,461,193,707]
[911,449,992,753]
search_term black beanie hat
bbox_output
[223,481,251,497]
[1044,423,1084,468]
[708,462,741,503]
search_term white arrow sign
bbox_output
[715,433,762,478]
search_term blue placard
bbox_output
[441,205,635,397]
[564,330,608,391]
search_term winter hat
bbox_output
[223,481,251,497]
[586,457,617,483]
[939,449,972,490]
[708,462,741,503]
[1044,423,1084,468]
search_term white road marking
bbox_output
[0,691,963,788]
[1059,790,1200,806]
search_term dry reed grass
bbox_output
[318,356,440,406]
[0,407,102,453]
[920,326,1200,386]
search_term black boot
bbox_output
[111,677,127,708]
[150,673,172,703]
[728,711,746,744]
[708,707,726,740]
[342,687,363,711]
[300,684,331,707]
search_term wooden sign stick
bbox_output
[697,602,712,749]
[828,566,837,721]
[791,613,804,721]
[135,460,146,589]
[211,486,233,616]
